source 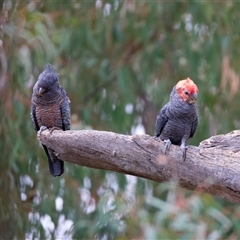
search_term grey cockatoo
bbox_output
[31,64,70,176]
[154,78,198,160]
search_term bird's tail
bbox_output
[43,145,64,177]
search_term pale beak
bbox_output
[189,92,198,103]
[39,87,46,96]
[193,92,198,100]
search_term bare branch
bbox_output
[38,129,240,204]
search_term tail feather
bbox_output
[48,156,64,177]
[42,144,64,177]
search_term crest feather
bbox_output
[176,77,198,94]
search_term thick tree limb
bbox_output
[38,129,240,204]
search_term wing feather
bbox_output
[60,88,71,131]
[30,104,40,132]
[190,116,198,138]
[154,103,169,137]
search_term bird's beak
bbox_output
[38,87,46,96]
[189,92,198,103]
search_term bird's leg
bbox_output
[164,139,171,154]
[180,139,188,161]
[49,126,62,134]
[39,125,48,134]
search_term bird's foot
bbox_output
[53,151,60,157]
[49,126,62,134]
[180,143,188,161]
[164,139,171,154]
[39,126,48,135]
[154,136,160,141]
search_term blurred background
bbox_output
[1,0,240,239]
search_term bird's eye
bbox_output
[185,91,189,95]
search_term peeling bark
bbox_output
[38,129,240,204]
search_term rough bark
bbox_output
[38,129,240,204]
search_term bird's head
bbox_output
[175,78,198,104]
[37,64,59,96]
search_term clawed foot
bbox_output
[54,151,60,157]
[180,143,188,161]
[39,126,61,135]
[39,126,47,134]
[49,126,62,134]
[154,136,160,141]
[164,139,172,154]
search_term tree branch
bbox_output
[38,129,240,204]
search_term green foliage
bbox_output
[1,0,240,239]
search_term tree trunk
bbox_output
[38,129,240,204]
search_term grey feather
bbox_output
[155,86,198,146]
[154,103,169,137]
[60,88,71,131]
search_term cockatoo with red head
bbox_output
[154,78,198,160]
